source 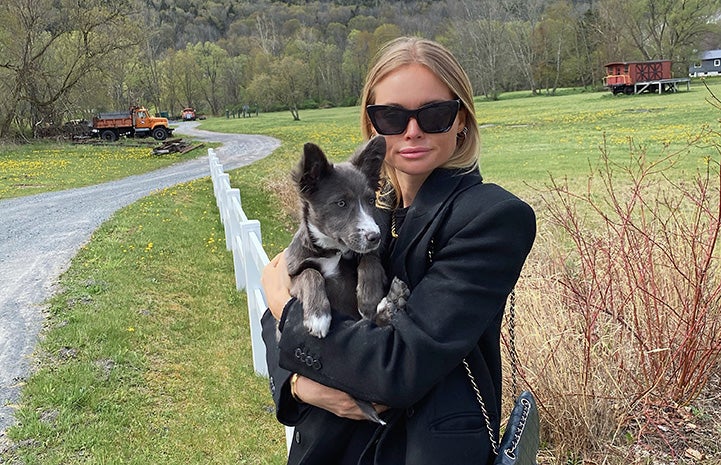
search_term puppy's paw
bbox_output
[375,277,409,325]
[387,276,410,307]
[304,313,332,338]
[375,297,394,325]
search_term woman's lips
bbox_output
[398,147,430,159]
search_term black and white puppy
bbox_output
[284,137,409,424]
[285,136,390,338]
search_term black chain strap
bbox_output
[507,289,518,397]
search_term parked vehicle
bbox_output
[91,106,173,141]
[181,107,197,121]
[603,60,690,95]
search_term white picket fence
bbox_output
[206,148,294,449]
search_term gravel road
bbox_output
[0,123,280,433]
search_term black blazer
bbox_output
[261,168,536,465]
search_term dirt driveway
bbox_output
[0,123,279,433]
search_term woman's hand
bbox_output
[294,374,389,421]
[261,251,293,320]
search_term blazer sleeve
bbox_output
[260,306,310,425]
[276,185,536,408]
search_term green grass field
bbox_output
[2,80,721,464]
[0,139,212,200]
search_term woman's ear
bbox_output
[458,106,468,129]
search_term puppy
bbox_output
[284,137,409,424]
[285,136,389,338]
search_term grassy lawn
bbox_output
[0,139,210,200]
[2,79,721,464]
[207,79,721,196]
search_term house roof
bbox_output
[700,50,721,60]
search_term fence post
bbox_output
[239,220,269,376]
[231,231,246,291]
[217,174,233,250]
[208,149,223,195]
[229,189,249,291]
[223,188,241,253]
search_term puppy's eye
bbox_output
[368,197,375,205]
[336,200,346,207]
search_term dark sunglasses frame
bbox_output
[366,99,461,135]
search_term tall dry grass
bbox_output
[511,128,721,463]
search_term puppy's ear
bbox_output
[350,136,386,190]
[293,142,332,195]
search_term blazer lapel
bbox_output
[389,169,476,282]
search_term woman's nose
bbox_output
[404,116,423,137]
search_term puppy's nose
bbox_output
[365,231,380,244]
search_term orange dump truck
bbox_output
[92,106,173,141]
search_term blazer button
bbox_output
[305,355,314,366]
[295,430,302,444]
[295,348,303,359]
[312,360,322,370]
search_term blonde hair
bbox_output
[360,37,480,206]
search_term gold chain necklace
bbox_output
[391,213,399,238]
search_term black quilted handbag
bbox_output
[494,391,539,465]
[462,290,540,465]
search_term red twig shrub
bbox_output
[515,129,721,462]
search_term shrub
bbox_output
[517,128,721,462]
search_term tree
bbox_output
[247,55,310,120]
[342,29,375,101]
[533,0,577,93]
[599,0,721,68]
[502,0,546,94]
[170,47,203,111]
[254,11,281,56]
[273,56,311,120]
[246,73,274,113]
[571,6,605,88]
[159,50,187,116]
[190,41,230,115]
[0,0,138,138]
[221,55,249,112]
[447,0,510,100]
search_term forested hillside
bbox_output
[1,0,720,138]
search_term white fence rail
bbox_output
[208,148,269,375]
[207,148,294,449]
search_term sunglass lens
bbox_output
[417,101,459,133]
[370,107,408,135]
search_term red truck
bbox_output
[91,106,173,141]
[181,107,197,121]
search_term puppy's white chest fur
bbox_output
[311,253,342,278]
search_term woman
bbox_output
[261,37,536,464]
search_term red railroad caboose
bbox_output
[603,60,689,95]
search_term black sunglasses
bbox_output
[366,99,461,135]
